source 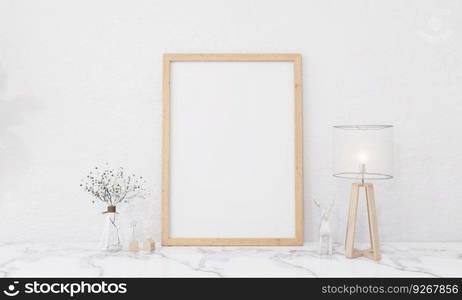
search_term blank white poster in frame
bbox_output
[162,54,303,246]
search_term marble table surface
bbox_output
[0,242,460,277]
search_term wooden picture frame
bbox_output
[162,53,303,246]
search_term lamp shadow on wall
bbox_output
[0,63,42,192]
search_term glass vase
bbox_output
[318,217,333,257]
[100,205,122,251]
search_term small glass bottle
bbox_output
[313,199,334,257]
[100,205,122,251]
[128,221,140,251]
[318,215,333,256]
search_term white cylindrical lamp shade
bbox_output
[333,125,393,180]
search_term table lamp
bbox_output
[333,125,393,260]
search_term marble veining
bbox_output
[0,242,460,277]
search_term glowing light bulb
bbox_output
[358,152,367,164]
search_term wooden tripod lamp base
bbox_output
[345,183,381,261]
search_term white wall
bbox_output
[0,0,461,243]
